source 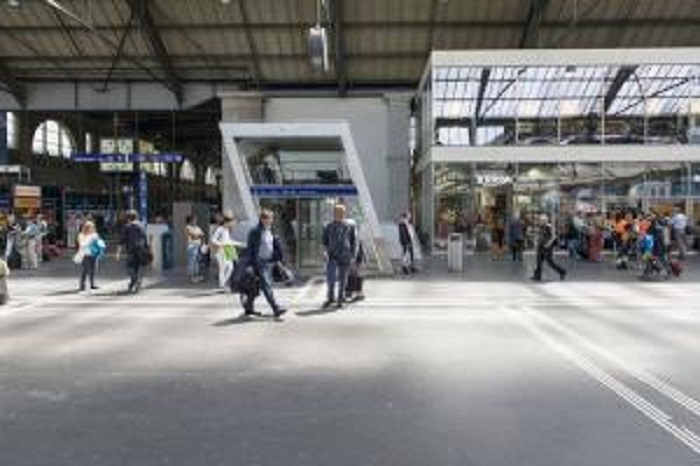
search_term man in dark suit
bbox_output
[322,205,356,309]
[242,209,287,318]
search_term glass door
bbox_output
[297,198,330,269]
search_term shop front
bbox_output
[426,147,700,252]
[415,48,700,252]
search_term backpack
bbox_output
[89,238,106,258]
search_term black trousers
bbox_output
[533,247,565,279]
[80,256,97,289]
[402,243,414,267]
[127,255,142,292]
[511,240,524,262]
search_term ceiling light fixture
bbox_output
[308,0,330,72]
[44,0,95,31]
[7,0,21,9]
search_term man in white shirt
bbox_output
[670,206,689,260]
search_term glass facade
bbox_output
[416,53,700,251]
[431,161,698,251]
[424,64,699,148]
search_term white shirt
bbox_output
[78,232,99,257]
[211,226,233,248]
[259,228,274,261]
[671,213,688,231]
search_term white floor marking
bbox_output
[504,306,700,455]
[524,306,700,420]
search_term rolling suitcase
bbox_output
[346,271,364,294]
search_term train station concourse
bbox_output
[0,1,699,465]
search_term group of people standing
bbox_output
[3,214,51,270]
[185,212,243,289]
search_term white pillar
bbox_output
[219,92,264,220]
[384,93,413,219]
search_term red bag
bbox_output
[670,259,683,277]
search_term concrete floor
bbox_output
[1,258,700,465]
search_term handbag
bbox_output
[73,250,85,265]
[223,244,238,262]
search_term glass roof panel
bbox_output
[429,63,697,122]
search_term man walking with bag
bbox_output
[531,215,567,282]
[240,209,287,319]
[322,205,357,310]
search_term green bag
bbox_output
[223,244,238,262]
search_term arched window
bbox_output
[205,167,219,186]
[180,160,196,182]
[32,120,74,158]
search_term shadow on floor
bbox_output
[296,307,342,318]
[211,314,282,327]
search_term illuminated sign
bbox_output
[475,173,513,187]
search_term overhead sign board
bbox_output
[14,185,41,198]
[14,197,41,209]
[0,165,25,174]
[72,153,183,163]
[250,185,359,198]
[100,162,135,173]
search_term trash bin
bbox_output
[447,233,464,273]
[161,231,174,270]
[146,224,169,272]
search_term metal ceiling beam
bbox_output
[0,60,26,107]
[332,0,348,96]
[520,0,551,48]
[471,67,491,145]
[126,0,183,104]
[2,18,697,33]
[3,51,428,63]
[235,0,263,85]
[474,68,492,121]
[50,7,84,58]
[427,0,439,50]
[101,7,137,92]
[603,66,637,113]
[612,77,691,116]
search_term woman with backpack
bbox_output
[75,221,105,292]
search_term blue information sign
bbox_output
[138,171,148,222]
[250,185,359,198]
[72,153,184,163]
